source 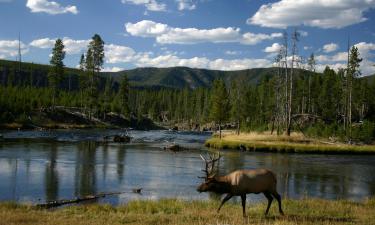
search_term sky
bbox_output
[0,0,375,75]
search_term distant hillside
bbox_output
[105,67,284,89]
[4,59,374,90]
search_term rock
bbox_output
[164,144,181,151]
[113,135,131,143]
[132,188,142,194]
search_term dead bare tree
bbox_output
[286,29,300,136]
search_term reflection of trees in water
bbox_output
[213,153,375,200]
[101,145,109,181]
[74,141,97,197]
[260,155,359,199]
[45,142,59,201]
[116,145,126,183]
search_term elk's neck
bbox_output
[216,175,230,183]
[212,175,231,194]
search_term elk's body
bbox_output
[197,154,284,217]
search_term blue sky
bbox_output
[0,0,375,75]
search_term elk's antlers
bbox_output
[199,152,221,180]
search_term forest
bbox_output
[1,33,375,143]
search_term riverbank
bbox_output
[205,132,375,154]
[0,108,163,131]
[0,198,374,225]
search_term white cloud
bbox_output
[105,44,136,63]
[355,42,375,58]
[30,37,89,54]
[62,38,90,54]
[354,42,375,75]
[315,42,375,75]
[125,20,282,45]
[133,52,271,70]
[102,67,125,72]
[323,43,339,53]
[248,0,375,29]
[241,32,282,45]
[176,0,196,10]
[316,52,347,62]
[26,0,78,15]
[29,38,55,49]
[125,20,170,37]
[0,40,28,59]
[263,43,282,53]
[121,0,166,11]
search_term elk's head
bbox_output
[197,176,217,192]
[196,153,223,193]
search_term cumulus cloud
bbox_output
[26,0,78,15]
[0,40,28,59]
[176,0,196,10]
[248,0,375,29]
[323,43,339,53]
[125,20,282,45]
[264,43,282,53]
[105,44,136,63]
[315,42,375,75]
[121,0,166,11]
[30,37,89,54]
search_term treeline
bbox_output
[1,32,375,142]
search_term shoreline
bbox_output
[0,198,374,225]
[205,132,375,154]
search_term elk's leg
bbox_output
[240,194,246,217]
[263,191,273,215]
[217,194,232,213]
[271,192,284,215]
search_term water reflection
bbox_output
[0,130,374,205]
[45,143,58,201]
[75,141,97,197]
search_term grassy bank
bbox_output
[205,132,375,154]
[0,198,374,225]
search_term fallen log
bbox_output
[36,189,142,209]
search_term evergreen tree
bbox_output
[85,34,105,118]
[210,79,230,139]
[347,46,363,139]
[48,39,65,108]
[119,75,130,117]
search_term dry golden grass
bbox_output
[206,131,375,154]
[0,198,374,225]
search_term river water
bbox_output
[0,129,374,205]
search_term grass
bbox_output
[205,131,375,154]
[0,198,374,225]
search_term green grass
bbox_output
[205,132,375,154]
[0,198,374,225]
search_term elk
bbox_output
[196,153,284,217]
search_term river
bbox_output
[0,129,374,205]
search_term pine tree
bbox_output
[210,79,230,139]
[347,46,363,140]
[48,38,65,108]
[85,34,105,118]
[119,75,130,117]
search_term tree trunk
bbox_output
[219,122,222,139]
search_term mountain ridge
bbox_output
[1,59,373,90]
